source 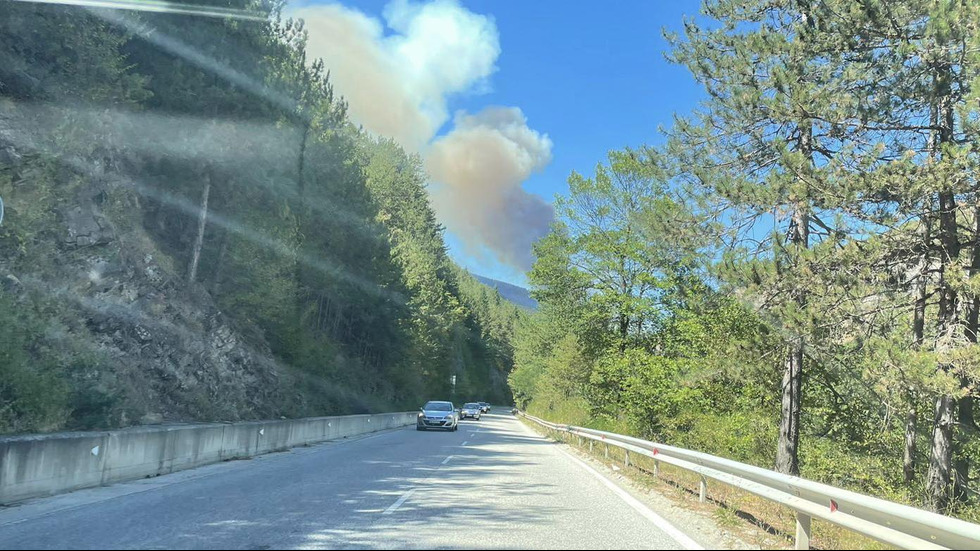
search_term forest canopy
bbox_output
[0,1,520,435]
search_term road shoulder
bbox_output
[517,418,771,550]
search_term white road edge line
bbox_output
[555,446,705,550]
[441,455,454,465]
[381,488,417,515]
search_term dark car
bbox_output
[478,402,491,413]
[417,401,459,431]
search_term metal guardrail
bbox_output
[519,412,980,550]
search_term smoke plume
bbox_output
[289,0,554,270]
[427,108,553,270]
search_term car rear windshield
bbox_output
[464,403,479,408]
[424,402,452,411]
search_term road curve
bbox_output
[0,411,703,550]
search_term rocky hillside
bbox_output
[0,105,315,432]
[0,4,519,434]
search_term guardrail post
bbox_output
[605,443,609,459]
[653,459,659,477]
[578,435,583,447]
[699,476,707,503]
[589,440,594,452]
[795,513,811,550]
[625,449,630,468]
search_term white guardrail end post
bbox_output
[625,449,630,468]
[654,459,660,477]
[795,513,811,550]
[605,443,609,459]
[589,439,594,452]
[699,476,707,503]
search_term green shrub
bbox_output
[0,291,70,433]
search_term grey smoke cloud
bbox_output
[426,108,553,270]
[289,0,554,270]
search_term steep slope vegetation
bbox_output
[0,3,516,433]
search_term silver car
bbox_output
[460,403,482,420]
[417,401,459,431]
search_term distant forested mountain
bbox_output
[473,275,538,310]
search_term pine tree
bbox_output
[667,0,860,475]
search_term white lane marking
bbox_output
[441,455,454,465]
[461,441,468,446]
[556,447,704,550]
[381,488,417,515]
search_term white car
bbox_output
[417,401,459,431]
[460,403,482,420]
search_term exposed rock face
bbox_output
[0,133,294,429]
[67,206,287,424]
[63,189,112,248]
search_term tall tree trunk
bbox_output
[618,267,630,353]
[904,402,918,484]
[776,340,804,474]
[297,122,309,196]
[926,394,956,510]
[913,221,929,349]
[955,203,980,501]
[775,114,812,475]
[907,218,930,484]
[187,168,211,283]
[925,70,958,511]
[926,187,958,511]
[955,383,975,501]
[618,313,629,353]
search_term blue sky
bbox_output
[297,0,706,286]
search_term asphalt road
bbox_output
[0,411,703,550]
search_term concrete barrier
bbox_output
[0,412,416,505]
